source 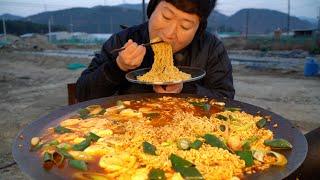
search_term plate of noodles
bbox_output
[126,66,206,85]
[13,94,307,180]
[126,38,205,85]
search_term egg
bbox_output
[120,109,143,118]
[90,129,113,138]
[131,168,149,180]
[84,144,115,156]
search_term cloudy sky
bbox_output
[0,0,319,18]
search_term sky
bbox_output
[0,0,319,19]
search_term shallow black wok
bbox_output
[12,93,307,180]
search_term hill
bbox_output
[20,5,315,34]
[0,13,23,20]
[24,6,142,33]
[224,9,313,34]
[0,20,66,35]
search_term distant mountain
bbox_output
[18,5,315,34]
[224,9,314,34]
[299,16,318,26]
[116,3,229,31]
[116,3,144,11]
[0,20,66,35]
[208,11,229,31]
[24,6,143,33]
[0,13,23,20]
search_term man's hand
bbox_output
[116,39,146,71]
[153,83,183,93]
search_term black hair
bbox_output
[147,0,216,35]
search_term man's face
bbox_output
[148,1,200,53]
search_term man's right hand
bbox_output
[116,39,146,71]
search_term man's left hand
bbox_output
[153,83,183,93]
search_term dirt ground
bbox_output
[0,50,319,179]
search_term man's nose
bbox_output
[164,22,177,40]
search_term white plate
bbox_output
[125,66,206,85]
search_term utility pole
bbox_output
[69,15,73,33]
[43,0,47,12]
[2,17,7,42]
[110,16,113,33]
[142,0,146,22]
[97,23,101,33]
[50,16,53,25]
[48,18,51,42]
[317,7,320,31]
[287,0,290,35]
[245,10,249,39]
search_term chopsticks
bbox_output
[110,40,164,54]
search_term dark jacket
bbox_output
[76,22,235,102]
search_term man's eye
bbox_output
[162,14,171,20]
[181,26,191,30]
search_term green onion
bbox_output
[143,141,157,155]
[219,125,226,132]
[69,159,87,171]
[86,132,101,142]
[204,134,229,151]
[148,168,166,180]
[54,125,72,134]
[56,148,73,159]
[57,143,72,151]
[256,118,267,128]
[216,114,228,121]
[98,109,106,115]
[190,140,203,150]
[242,136,259,151]
[78,108,90,119]
[30,143,44,152]
[48,140,59,146]
[264,139,293,149]
[72,139,91,151]
[169,154,203,179]
[43,152,53,162]
[52,151,64,166]
[42,152,54,170]
[236,150,254,167]
[72,132,101,151]
[189,102,211,111]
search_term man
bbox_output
[76,0,234,102]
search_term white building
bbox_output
[46,31,71,41]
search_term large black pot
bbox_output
[12,93,308,180]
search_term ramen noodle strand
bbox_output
[137,40,191,83]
